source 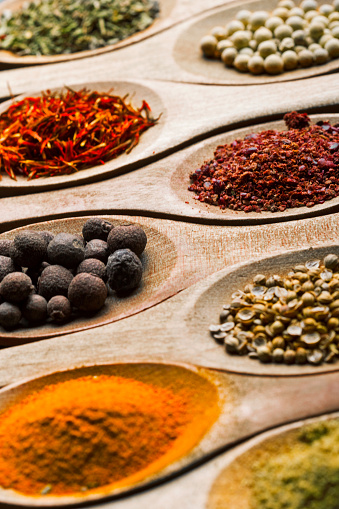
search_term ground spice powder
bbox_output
[189,112,339,213]
[0,368,219,496]
[208,419,339,509]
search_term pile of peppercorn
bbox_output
[188,112,339,213]
[0,218,147,330]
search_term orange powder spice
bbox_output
[0,372,219,496]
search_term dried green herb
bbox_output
[0,0,159,56]
[249,420,339,509]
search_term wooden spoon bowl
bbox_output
[0,215,179,345]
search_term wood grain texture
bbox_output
[0,82,338,198]
[2,213,339,379]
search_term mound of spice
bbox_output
[189,112,339,213]
[209,418,339,509]
[0,368,219,496]
[0,88,157,180]
[0,218,147,331]
[0,0,159,56]
[210,253,339,366]
[249,419,339,509]
[200,0,339,76]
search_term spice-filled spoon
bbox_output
[0,360,338,507]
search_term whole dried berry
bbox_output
[82,218,114,242]
[0,256,18,283]
[39,231,55,245]
[47,295,72,323]
[0,302,22,329]
[107,225,147,257]
[38,265,73,301]
[76,259,107,282]
[68,273,107,312]
[0,272,34,303]
[11,231,48,268]
[106,249,143,293]
[84,239,108,263]
[47,233,85,268]
[21,294,47,324]
[0,239,13,258]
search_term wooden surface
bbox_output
[0,0,339,506]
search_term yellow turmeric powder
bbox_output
[0,364,219,497]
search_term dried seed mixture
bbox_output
[209,253,339,366]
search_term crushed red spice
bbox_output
[0,88,157,180]
[188,112,339,213]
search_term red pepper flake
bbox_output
[188,112,339,213]
[284,111,310,130]
[0,88,158,180]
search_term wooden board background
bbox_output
[0,0,339,506]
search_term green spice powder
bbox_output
[250,420,339,509]
[0,0,159,56]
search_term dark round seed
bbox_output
[47,295,72,323]
[47,233,85,268]
[39,231,55,245]
[106,249,143,293]
[107,225,147,257]
[84,239,108,263]
[68,273,107,312]
[38,265,74,301]
[0,272,34,303]
[11,231,48,268]
[82,218,114,242]
[0,256,18,283]
[0,239,13,258]
[0,302,21,329]
[76,258,107,282]
[21,294,47,324]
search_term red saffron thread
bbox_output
[0,88,157,180]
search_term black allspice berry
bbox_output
[47,233,85,268]
[22,294,48,324]
[0,239,13,258]
[68,273,107,312]
[84,239,108,263]
[82,218,114,242]
[107,225,147,257]
[11,231,48,268]
[47,295,72,323]
[0,256,18,283]
[0,272,34,303]
[39,231,55,245]
[38,265,74,301]
[0,302,22,329]
[106,249,143,293]
[77,258,107,282]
